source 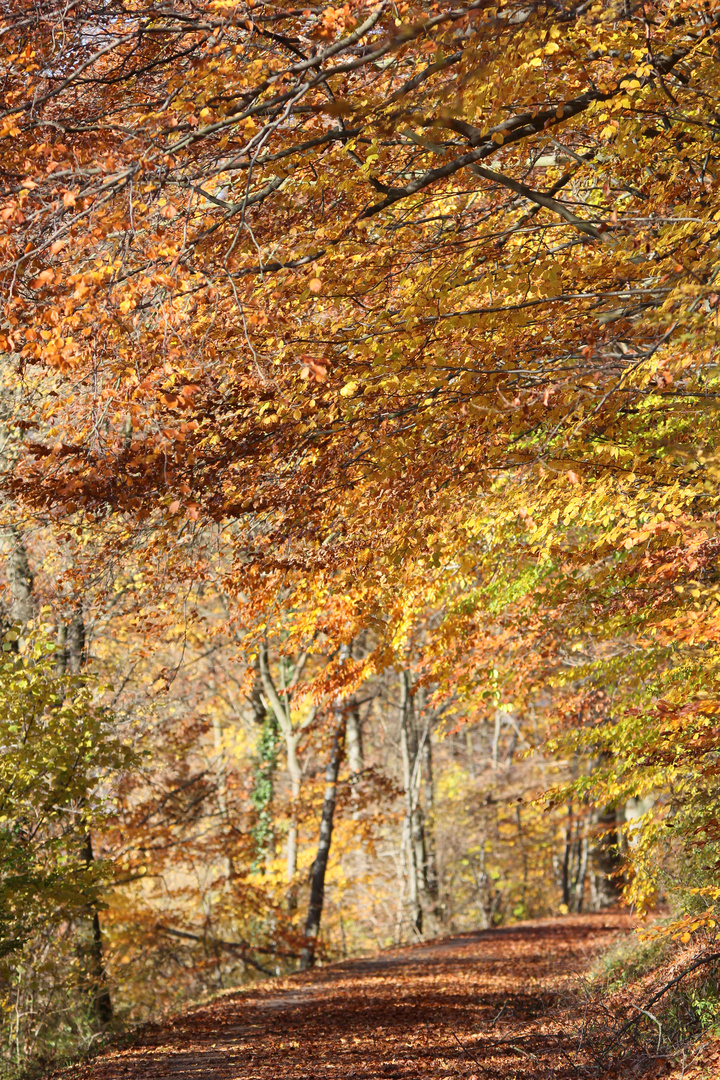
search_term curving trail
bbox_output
[73,913,634,1080]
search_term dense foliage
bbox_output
[0,630,133,1068]
[2,0,720,1072]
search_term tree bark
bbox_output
[346,703,364,774]
[492,711,501,770]
[589,805,623,909]
[66,606,86,673]
[55,605,85,676]
[561,804,573,909]
[7,526,34,625]
[82,831,113,1025]
[420,724,439,912]
[258,644,314,912]
[56,623,67,674]
[400,671,429,937]
[68,607,113,1025]
[299,716,344,970]
[249,673,279,874]
[574,831,589,913]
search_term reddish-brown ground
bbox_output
[72,913,640,1080]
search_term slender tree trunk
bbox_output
[258,646,305,912]
[286,761,301,910]
[400,677,420,935]
[473,845,498,930]
[249,676,279,874]
[346,703,363,774]
[421,722,439,909]
[562,804,573,908]
[56,623,67,674]
[492,711,501,770]
[346,698,364,827]
[299,717,344,970]
[7,526,33,625]
[283,713,304,910]
[516,804,528,909]
[410,808,427,923]
[69,606,113,1025]
[400,671,427,937]
[81,832,113,1025]
[66,607,85,673]
[574,831,589,913]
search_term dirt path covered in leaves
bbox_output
[75,914,637,1080]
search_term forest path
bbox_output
[75,913,633,1080]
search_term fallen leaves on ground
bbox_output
[68,913,637,1080]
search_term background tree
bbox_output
[3,0,720,1071]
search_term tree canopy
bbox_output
[3,0,720,1071]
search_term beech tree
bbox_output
[258,645,317,903]
[3,0,720,1064]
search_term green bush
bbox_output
[0,630,135,1077]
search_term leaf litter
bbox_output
[66,913,642,1080]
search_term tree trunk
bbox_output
[589,805,623,909]
[346,702,364,774]
[574,831,589,913]
[56,623,67,674]
[516,804,528,911]
[66,606,86,673]
[69,607,113,1025]
[286,762,301,909]
[258,645,306,912]
[492,711,501,770]
[299,717,344,970]
[399,671,428,937]
[561,804,573,909]
[472,845,498,930]
[249,678,279,874]
[82,832,113,1025]
[7,526,33,625]
[587,753,623,909]
[420,720,439,910]
[400,676,420,935]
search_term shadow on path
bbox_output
[73,912,633,1080]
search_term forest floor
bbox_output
[68,912,719,1080]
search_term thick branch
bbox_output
[470,163,603,240]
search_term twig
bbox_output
[634,1006,662,1054]
[450,1030,488,1074]
[605,952,720,1051]
[489,1003,506,1026]
[156,926,301,975]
